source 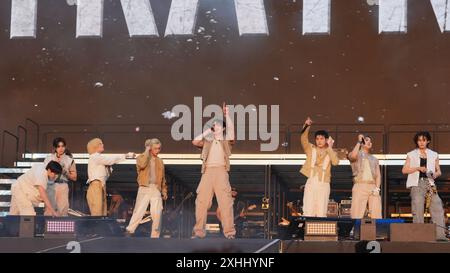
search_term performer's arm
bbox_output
[38,185,57,216]
[224,104,235,144]
[348,135,364,162]
[433,157,442,179]
[300,117,313,154]
[161,163,168,200]
[326,137,340,166]
[192,128,212,148]
[402,156,426,174]
[95,153,133,166]
[136,148,150,170]
[375,163,381,188]
[68,160,77,181]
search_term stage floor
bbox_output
[0,237,448,253]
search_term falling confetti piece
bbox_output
[273,77,279,81]
[135,127,140,132]
[197,27,205,33]
[210,19,218,24]
[357,116,365,123]
[281,142,289,147]
[94,82,104,88]
[413,83,419,87]
[162,111,178,120]
[129,56,135,61]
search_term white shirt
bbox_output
[87,153,126,187]
[406,148,438,188]
[15,164,49,202]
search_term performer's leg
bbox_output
[351,184,369,219]
[410,185,425,223]
[126,187,151,233]
[149,186,163,238]
[102,185,107,216]
[10,184,35,216]
[9,184,19,215]
[44,182,56,216]
[317,182,330,217]
[193,170,215,238]
[55,183,70,216]
[302,177,315,217]
[87,181,104,216]
[430,193,446,240]
[368,185,382,219]
[214,169,235,238]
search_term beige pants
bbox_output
[351,183,382,219]
[126,184,163,238]
[193,167,235,238]
[9,183,40,216]
[302,176,330,217]
[87,180,107,216]
[44,183,69,216]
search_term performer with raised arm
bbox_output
[192,103,236,239]
[43,137,77,216]
[402,131,448,241]
[125,138,168,238]
[300,117,339,217]
[348,134,382,219]
[86,138,135,216]
[9,161,62,216]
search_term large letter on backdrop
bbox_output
[120,0,159,37]
[379,0,407,33]
[10,0,37,39]
[302,0,331,35]
[76,0,104,38]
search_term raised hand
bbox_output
[304,117,313,126]
[327,136,335,148]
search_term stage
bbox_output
[0,237,448,253]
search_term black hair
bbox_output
[212,119,226,132]
[414,131,431,147]
[45,161,63,175]
[314,130,329,139]
[52,137,73,157]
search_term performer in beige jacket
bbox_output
[348,134,382,219]
[192,104,236,239]
[125,138,168,238]
[300,117,339,217]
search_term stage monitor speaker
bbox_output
[390,223,436,242]
[360,218,376,241]
[19,216,35,237]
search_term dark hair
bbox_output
[314,130,329,139]
[212,119,226,132]
[45,161,63,175]
[52,137,73,157]
[414,131,431,147]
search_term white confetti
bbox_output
[135,127,140,132]
[197,27,205,33]
[210,19,218,24]
[273,77,279,81]
[357,116,365,123]
[94,82,104,88]
[162,111,178,120]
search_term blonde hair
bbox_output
[87,138,103,155]
[145,138,161,148]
